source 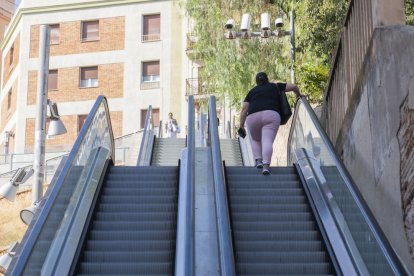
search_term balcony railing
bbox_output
[141,33,160,42]
[185,78,210,96]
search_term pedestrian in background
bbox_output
[165,112,180,138]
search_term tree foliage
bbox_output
[407,0,414,26]
[184,0,347,108]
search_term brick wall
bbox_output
[27,63,124,105]
[29,17,125,58]
[0,79,18,131]
[2,34,20,88]
[24,111,122,153]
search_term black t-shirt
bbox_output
[244,82,287,115]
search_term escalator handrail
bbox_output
[8,96,114,275]
[287,97,407,274]
[137,105,154,166]
[175,95,195,276]
[208,96,236,276]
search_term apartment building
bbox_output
[0,0,14,90]
[0,0,188,155]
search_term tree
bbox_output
[407,0,414,25]
[184,0,347,107]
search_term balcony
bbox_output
[185,33,201,60]
[141,33,160,42]
[185,78,210,97]
[141,75,160,90]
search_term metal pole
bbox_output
[33,25,50,204]
[290,10,296,83]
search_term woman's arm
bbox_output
[285,83,304,98]
[239,102,249,129]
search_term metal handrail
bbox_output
[175,96,195,276]
[8,96,114,275]
[137,105,154,166]
[287,97,407,275]
[208,95,236,276]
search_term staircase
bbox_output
[226,166,335,275]
[220,139,243,166]
[75,166,178,275]
[151,138,186,166]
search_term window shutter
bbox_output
[143,14,160,35]
[82,21,99,40]
[48,70,58,90]
[81,67,98,80]
[50,25,59,44]
[143,61,160,76]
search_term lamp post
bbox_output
[225,11,296,83]
[19,25,66,225]
[32,24,50,205]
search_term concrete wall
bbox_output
[333,25,414,272]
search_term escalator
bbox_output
[207,95,407,276]
[226,166,335,275]
[151,138,186,166]
[74,166,178,274]
[5,97,187,276]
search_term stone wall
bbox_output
[331,25,414,272]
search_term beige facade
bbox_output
[0,0,189,154]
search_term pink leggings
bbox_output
[246,110,281,165]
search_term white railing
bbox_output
[80,78,98,88]
[141,33,160,42]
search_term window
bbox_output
[48,70,58,90]
[142,61,160,82]
[143,14,160,41]
[9,45,14,67]
[81,20,99,41]
[7,90,12,110]
[78,114,88,132]
[50,24,60,44]
[140,108,159,129]
[80,66,98,88]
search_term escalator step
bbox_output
[236,262,333,274]
[94,212,176,221]
[91,221,175,231]
[104,181,177,188]
[88,230,175,241]
[98,203,177,212]
[234,230,320,241]
[232,221,316,231]
[86,240,175,251]
[231,212,313,222]
[231,203,310,213]
[82,251,173,263]
[101,187,177,196]
[78,262,172,274]
[99,195,177,204]
[229,195,307,204]
[229,188,304,196]
[236,251,329,263]
[236,241,323,252]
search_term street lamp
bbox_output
[19,25,66,226]
[224,11,296,83]
[0,168,33,202]
[0,242,19,273]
